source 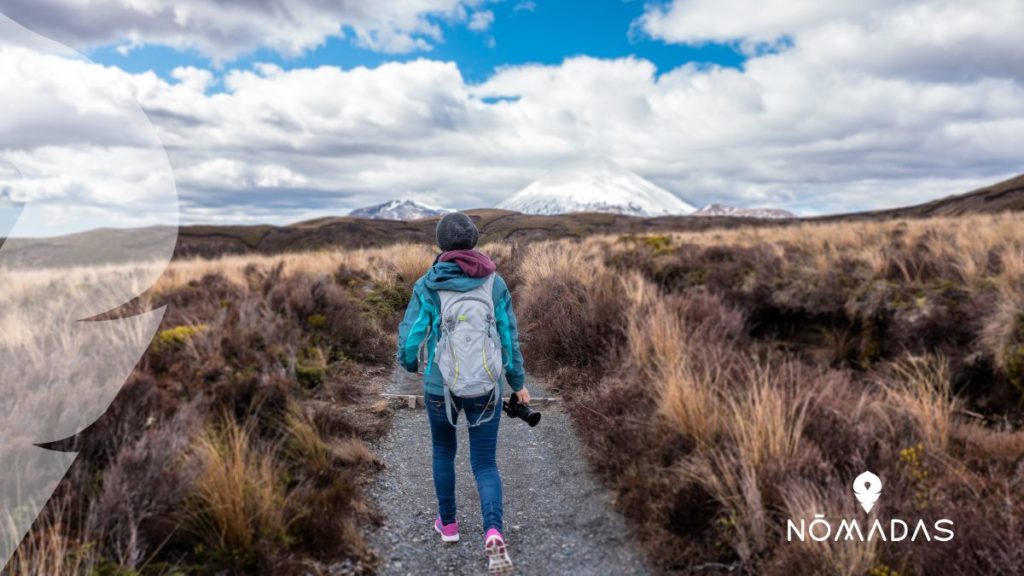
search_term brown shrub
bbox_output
[84,405,202,568]
[517,220,1024,574]
[267,271,391,365]
[12,249,396,573]
[517,272,626,375]
[287,473,377,563]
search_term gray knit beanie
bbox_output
[436,212,479,251]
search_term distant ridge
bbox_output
[4,173,1021,262]
[694,204,796,219]
[170,172,1024,257]
[349,199,451,221]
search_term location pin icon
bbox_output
[853,471,882,514]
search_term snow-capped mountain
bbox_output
[498,163,696,217]
[693,204,796,219]
[349,200,452,221]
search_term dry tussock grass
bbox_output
[2,518,96,576]
[726,361,810,472]
[187,418,289,555]
[284,403,331,476]
[881,355,956,452]
[516,240,605,287]
[516,212,1024,574]
[6,245,402,573]
[155,242,436,293]
[627,289,727,446]
[780,481,880,576]
[7,212,1022,574]
[682,450,767,563]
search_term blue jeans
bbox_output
[425,392,503,533]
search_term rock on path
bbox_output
[367,367,651,575]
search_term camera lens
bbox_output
[525,410,541,427]
[503,395,541,427]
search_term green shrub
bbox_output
[295,347,327,389]
[1004,343,1024,391]
[152,324,207,352]
[364,282,411,321]
[642,234,673,255]
[306,314,328,330]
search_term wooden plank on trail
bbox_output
[379,393,561,409]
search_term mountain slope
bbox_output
[882,173,1024,217]
[814,173,1024,222]
[349,199,451,221]
[498,163,696,216]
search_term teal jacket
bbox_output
[397,261,526,396]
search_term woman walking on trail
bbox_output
[397,212,528,575]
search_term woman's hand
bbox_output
[515,387,531,405]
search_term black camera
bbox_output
[502,392,541,427]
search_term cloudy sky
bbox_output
[1,0,1022,234]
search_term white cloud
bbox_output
[638,0,1024,81]
[0,15,178,237]
[468,10,494,32]
[140,49,1024,220]
[2,1,1023,231]
[637,0,890,46]
[513,1,536,13]
[0,0,492,61]
[170,66,215,92]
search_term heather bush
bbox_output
[10,214,1024,574]
[83,405,201,568]
[518,274,626,374]
[10,254,398,574]
[516,215,1024,574]
[611,216,1024,417]
[517,241,627,375]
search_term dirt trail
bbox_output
[367,367,651,575]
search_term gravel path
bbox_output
[367,367,652,575]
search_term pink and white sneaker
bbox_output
[484,529,514,575]
[434,516,459,543]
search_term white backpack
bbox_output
[435,274,504,427]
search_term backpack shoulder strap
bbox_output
[480,274,496,309]
[438,274,497,319]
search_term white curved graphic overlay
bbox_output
[0,13,178,567]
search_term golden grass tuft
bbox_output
[517,240,605,287]
[284,403,331,475]
[656,355,725,447]
[881,354,956,452]
[2,518,95,576]
[328,437,380,467]
[382,243,436,286]
[186,417,289,554]
[623,275,726,445]
[726,361,810,471]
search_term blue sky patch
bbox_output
[87,0,745,87]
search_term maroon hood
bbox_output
[439,249,497,278]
